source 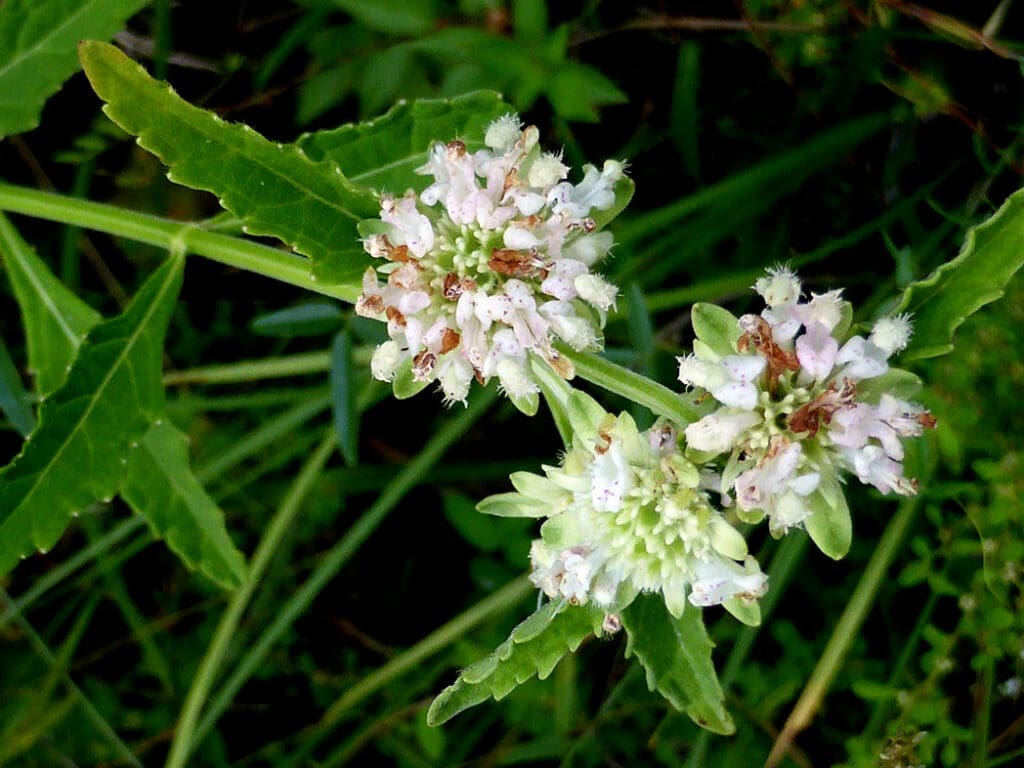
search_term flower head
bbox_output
[490,394,768,619]
[679,270,935,541]
[356,114,629,411]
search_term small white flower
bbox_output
[870,314,914,356]
[796,321,839,382]
[835,336,889,380]
[843,444,916,495]
[528,152,569,188]
[688,556,768,607]
[485,113,523,151]
[802,289,846,331]
[754,265,801,307]
[685,410,760,455]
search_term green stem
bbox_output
[287,575,533,766]
[164,351,333,386]
[165,429,339,768]
[558,346,699,426]
[0,183,357,302]
[190,388,497,750]
[766,495,923,768]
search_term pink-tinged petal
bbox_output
[796,321,838,381]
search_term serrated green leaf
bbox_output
[0,255,183,577]
[78,41,378,287]
[0,213,102,395]
[298,91,510,195]
[896,187,1024,361]
[427,602,600,725]
[621,593,734,735]
[121,420,247,590]
[691,303,741,357]
[804,474,852,560]
[0,0,149,139]
[0,335,35,436]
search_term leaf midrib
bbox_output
[7,259,180,524]
[0,222,93,352]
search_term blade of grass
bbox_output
[189,388,498,752]
[2,587,143,767]
[283,575,533,766]
[766,495,924,767]
[163,351,334,386]
[165,428,339,768]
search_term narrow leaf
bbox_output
[329,328,359,465]
[0,335,35,436]
[298,91,510,195]
[121,420,247,590]
[78,41,379,287]
[896,187,1024,360]
[0,0,149,139]
[428,602,600,725]
[0,212,102,394]
[0,256,183,577]
[621,594,734,735]
[250,302,344,337]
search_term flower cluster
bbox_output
[678,267,936,540]
[485,391,768,620]
[355,114,628,410]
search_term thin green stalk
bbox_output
[558,346,699,426]
[2,588,143,767]
[766,496,923,767]
[283,575,533,766]
[165,429,339,768]
[0,516,146,633]
[0,183,358,302]
[164,351,333,386]
[190,388,498,750]
[195,393,331,482]
[991,744,1024,768]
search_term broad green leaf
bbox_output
[0,335,35,436]
[896,186,1024,361]
[427,601,601,725]
[0,0,149,139]
[121,420,247,590]
[804,474,852,560]
[621,594,734,735]
[298,91,510,195]
[0,256,183,577]
[78,41,379,287]
[0,213,102,394]
[691,303,741,357]
[329,328,359,465]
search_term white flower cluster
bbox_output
[356,113,627,410]
[678,267,936,538]
[488,393,768,620]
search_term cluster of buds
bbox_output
[482,391,768,621]
[356,113,629,412]
[678,266,936,543]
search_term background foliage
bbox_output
[0,1,1022,766]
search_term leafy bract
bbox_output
[298,91,510,195]
[78,41,379,287]
[427,601,601,725]
[122,421,248,590]
[0,213,102,394]
[896,187,1024,361]
[0,256,183,577]
[691,303,741,358]
[621,594,734,735]
[804,474,852,560]
[0,0,149,139]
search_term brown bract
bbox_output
[488,247,545,278]
[787,378,857,438]
[738,315,800,390]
